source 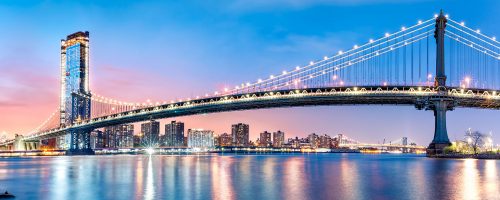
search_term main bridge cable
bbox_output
[233,29,433,93]
[251,30,433,91]
[225,18,435,95]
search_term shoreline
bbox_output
[428,153,500,159]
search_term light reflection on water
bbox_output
[0,154,498,200]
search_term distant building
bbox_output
[187,129,214,148]
[259,131,272,147]
[133,135,142,147]
[218,133,232,147]
[141,120,160,146]
[90,130,104,149]
[231,123,249,147]
[103,124,134,148]
[273,131,285,148]
[319,134,332,148]
[308,133,320,148]
[165,121,185,147]
[288,137,300,148]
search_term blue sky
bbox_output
[1,0,500,145]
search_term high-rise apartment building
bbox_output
[259,131,272,147]
[187,129,214,148]
[272,130,285,148]
[165,121,185,147]
[218,133,232,147]
[231,123,249,147]
[141,120,160,146]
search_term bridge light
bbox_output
[324,56,328,60]
[322,71,326,74]
[258,79,262,83]
[309,75,313,79]
[460,21,465,26]
[246,82,250,86]
[338,51,343,55]
[214,91,219,95]
[434,14,438,18]
[224,88,228,92]
[282,70,287,75]
[270,75,274,79]
[445,14,449,18]
[464,76,471,83]
[353,45,358,49]
[427,74,433,79]
[339,81,344,86]
[385,33,390,37]
[401,26,406,31]
[333,75,337,80]
[369,39,374,43]
[418,20,422,25]
[309,61,314,65]
[493,37,497,41]
[296,66,300,70]
[476,29,481,33]
[383,82,388,86]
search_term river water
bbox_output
[0,154,498,200]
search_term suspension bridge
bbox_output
[1,11,499,155]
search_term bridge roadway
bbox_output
[2,85,500,145]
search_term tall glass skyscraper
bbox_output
[60,31,91,126]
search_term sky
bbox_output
[1,0,500,145]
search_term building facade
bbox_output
[218,133,232,147]
[187,129,214,148]
[141,120,160,146]
[272,130,285,148]
[231,123,249,147]
[165,121,185,147]
[259,131,272,147]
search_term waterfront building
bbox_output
[218,133,232,146]
[259,131,272,147]
[288,137,300,148]
[231,123,249,147]
[90,130,104,149]
[59,31,91,126]
[187,129,214,148]
[141,120,160,146]
[319,134,333,148]
[273,130,285,148]
[165,121,185,147]
[133,135,142,147]
[308,133,320,148]
[102,124,134,148]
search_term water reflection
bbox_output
[0,154,498,200]
[462,159,479,199]
[144,156,154,200]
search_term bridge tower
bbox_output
[424,10,454,154]
[60,31,94,155]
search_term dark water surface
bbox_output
[0,154,498,200]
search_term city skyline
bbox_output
[2,1,500,145]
